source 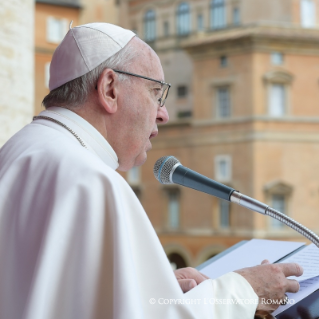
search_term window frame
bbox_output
[300,0,316,28]
[270,194,286,229]
[264,181,293,231]
[144,9,156,42]
[176,2,191,36]
[215,86,231,118]
[177,85,188,99]
[167,190,180,229]
[268,83,286,117]
[215,155,232,182]
[210,0,226,30]
[220,55,228,68]
[127,166,141,185]
[219,199,230,228]
[197,13,204,31]
[46,16,68,44]
[163,21,170,37]
[233,7,240,25]
[263,71,293,117]
[271,52,284,65]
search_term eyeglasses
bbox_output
[112,69,171,107]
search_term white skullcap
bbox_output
[49,23,136,91]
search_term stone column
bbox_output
[0,0,34,146]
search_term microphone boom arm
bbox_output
[154,156,319,247]
[230,191,319,248]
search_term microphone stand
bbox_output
[154,156,319,247]
[230,191,319,248]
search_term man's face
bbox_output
[109,40,169,171]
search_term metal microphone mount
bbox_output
[230,191,319,248]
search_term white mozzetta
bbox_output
[0,107,258,318]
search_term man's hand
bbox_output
[235,259,303,313]
[174,267,210,293]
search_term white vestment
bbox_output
[0,107,258,319]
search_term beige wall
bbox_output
[34,3,80,115]
[0,0,34,146]
[80,0,119,25]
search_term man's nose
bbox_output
[156,105,169,124]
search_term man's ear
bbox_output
[96,69,118,114]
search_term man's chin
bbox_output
[117,151,148,171]
[134,152,147,167]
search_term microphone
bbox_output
[154,156,319,247]
[153,155,234,201]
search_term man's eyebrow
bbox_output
[149,81,163,87]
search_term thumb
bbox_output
[178,279,197,293]
[261,259,270,265]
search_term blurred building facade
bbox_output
[80,0,119,25]
[120,0,319,269]
[0,0,34,147]
[34,0,81,115]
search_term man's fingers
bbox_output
[261,259,270,265]
[280,263,303,278]
[178,279,197,293]
[183,268,208,284]
[199,272,210,280]
[286,279,300,293]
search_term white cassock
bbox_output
[0,107,258,319]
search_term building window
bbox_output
[219,199,230,228]
[271,195,286,228]
[177,85,188,98]
[269,84,285,116]
[168,192,180,229]
[46,17,68,43]
[301,0,316,28]
[177,110,192,118]
[233,7,240,25]
[271,52,284,65]
[144,10,156,41]
[44,62,50,88]
[216,87,231,118]
[215,155,232,182]
[127,167,140,185]
[220,55,228,67]
[197,14,204,31]
[164,21,169,37]
[177,2,191,36]
[264,181,292,230]
[210,0,226,30]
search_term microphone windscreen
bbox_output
[153,156,180,184]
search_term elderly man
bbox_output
[0,23,302,319]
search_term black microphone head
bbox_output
[153,156,180,184]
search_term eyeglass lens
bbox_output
[160,85,170,107]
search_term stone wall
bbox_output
[0,0,34,146]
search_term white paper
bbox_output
[279,243,319,282]
[273,244,319,315]
[200,239,305,280]
[273,275,319,316]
